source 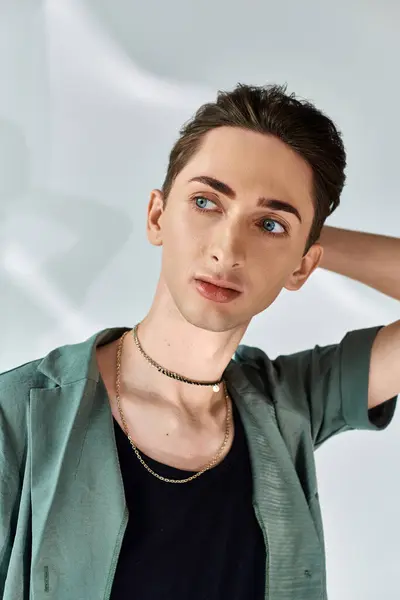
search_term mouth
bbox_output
[194,278,242,303]
[194,275,242,293]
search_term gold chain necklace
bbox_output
[115,327,232,484]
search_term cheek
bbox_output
[251,252,295,292]
[163,217,202,263]
[174,218,205,250]
[249,269,288,313]
[251,242,290,269]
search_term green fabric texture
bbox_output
[0,325,397,600]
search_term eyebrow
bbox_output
[188,175,303,224]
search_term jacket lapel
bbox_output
[225,359,324,599]
[30,327,130,599]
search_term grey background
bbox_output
[0,0,399,597]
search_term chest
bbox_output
[110,417,266,599]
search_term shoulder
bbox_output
[0,358,47,449]
[0,357,45,393]
[0,358,45,475]
[0,326,129,414]
[233,342,291,405]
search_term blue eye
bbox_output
[261,219,286,235]
[194,196,215,210]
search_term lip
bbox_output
[194,275,242,293]
[194,279,241,303]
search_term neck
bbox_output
[122,282,249,413]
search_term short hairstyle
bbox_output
[161,83,347,254]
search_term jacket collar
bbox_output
[36,327,132,386]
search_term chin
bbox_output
[177,302,246,333]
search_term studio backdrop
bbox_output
[0,1,399,598]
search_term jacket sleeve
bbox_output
[271,325,398,450]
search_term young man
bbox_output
[0,84,399,600]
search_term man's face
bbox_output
[147,126,323,333]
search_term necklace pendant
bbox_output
[212,384,220,392]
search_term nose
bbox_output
[208,225,245,269]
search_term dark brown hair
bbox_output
[161,83,347,254]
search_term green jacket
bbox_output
[0,325,397,600]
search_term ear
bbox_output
[284,242,324,291]
[146,189,165,247]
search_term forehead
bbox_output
[176,126,315,217]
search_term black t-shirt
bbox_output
[109,400,266,600]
